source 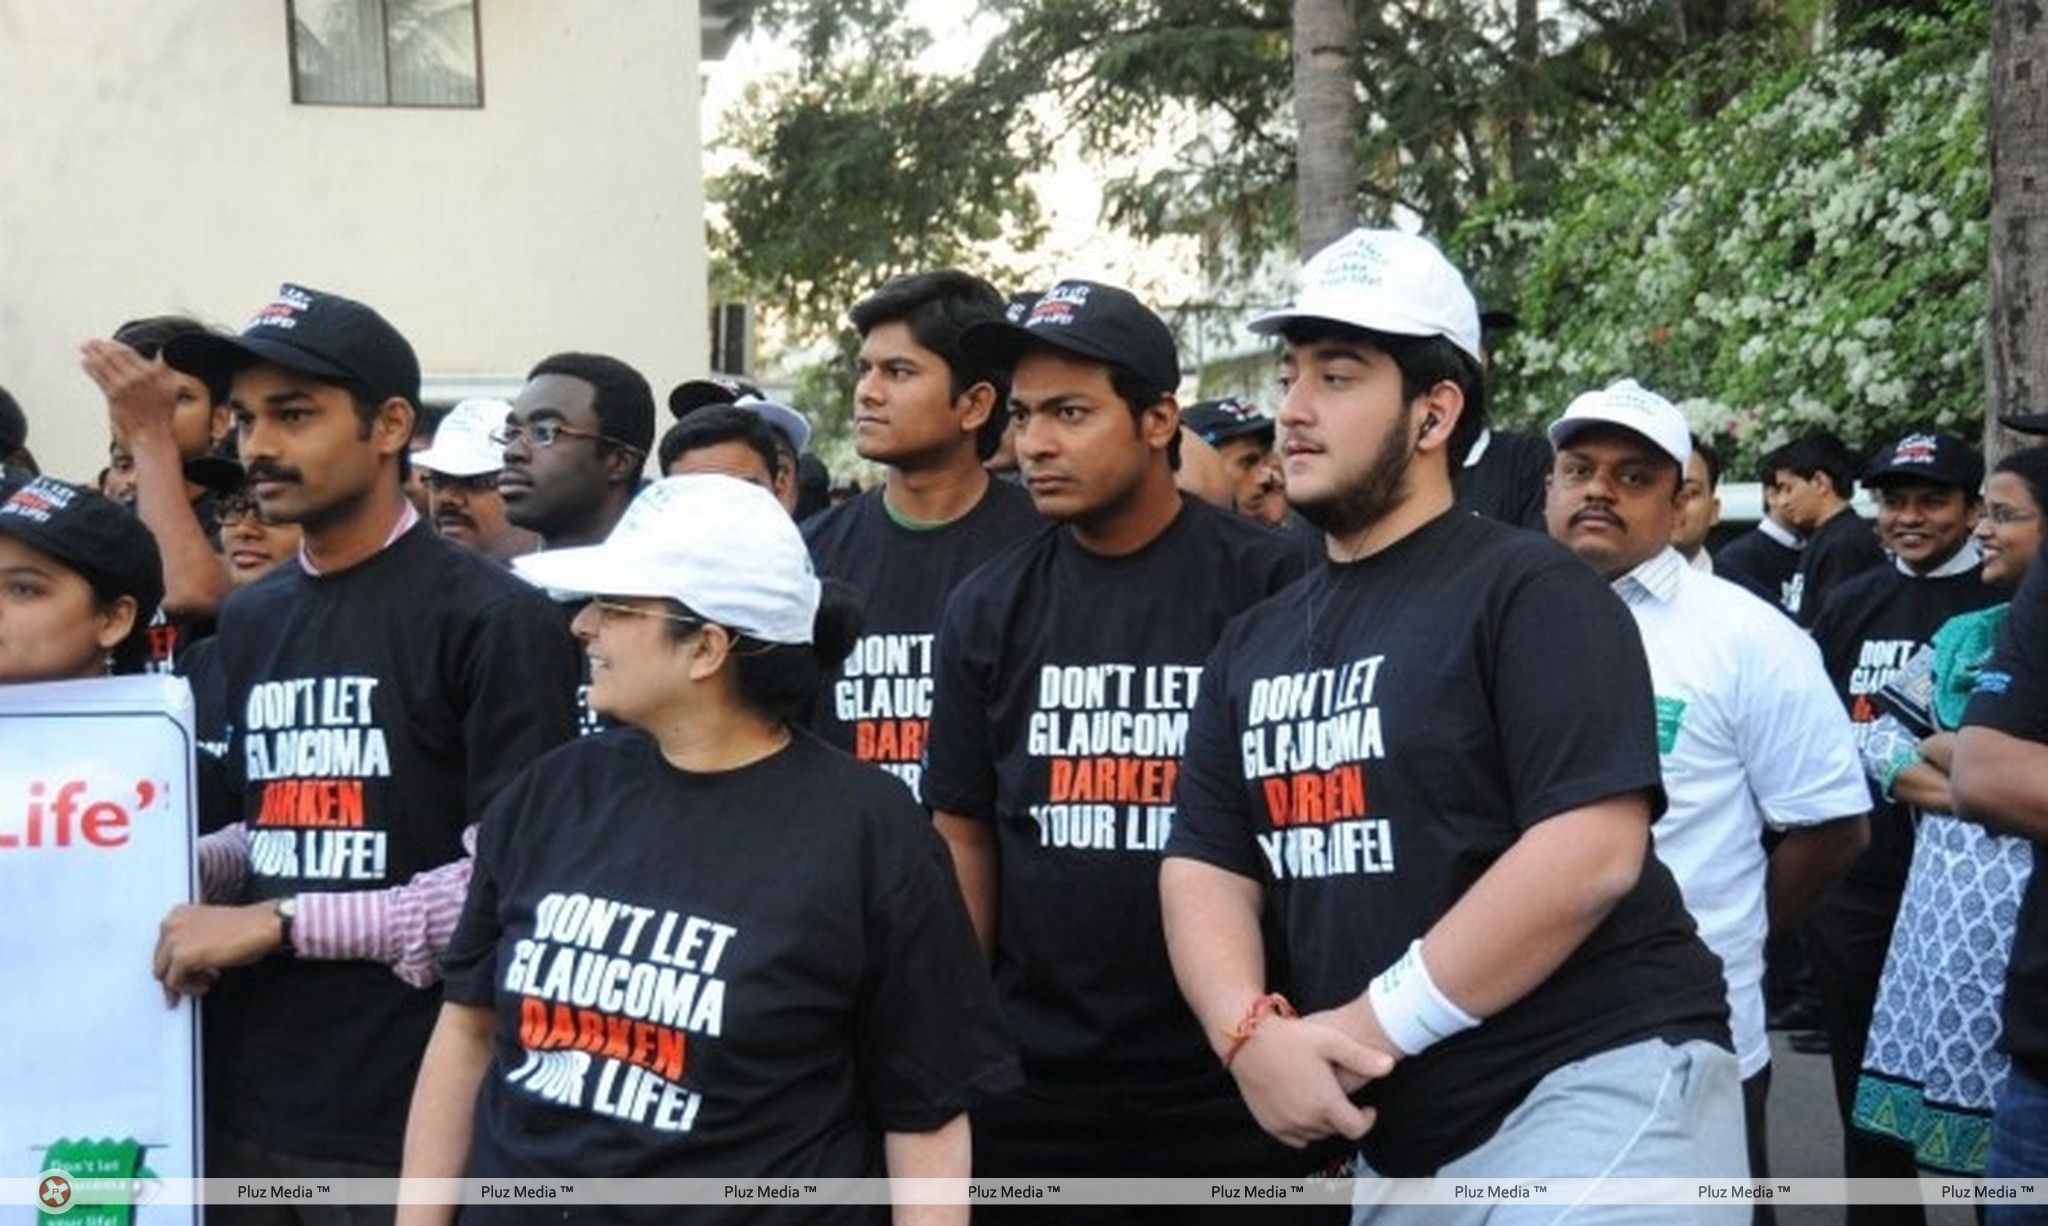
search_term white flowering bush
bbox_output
[1459,14,1987,473]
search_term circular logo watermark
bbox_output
[35,1169,73,1215]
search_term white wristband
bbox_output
[1367,939,1480,1057]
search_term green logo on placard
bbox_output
[36,1139,153,1224]
[1654,696,1688,754]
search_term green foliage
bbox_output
[1460,10,1990,471]
[711,59,1047,335]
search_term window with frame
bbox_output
[290,0,482,108]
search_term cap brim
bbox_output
[746,401,811,454]
[182,455,245,495]
[164,331,357,401]
[668,379,762,419]
[513,544,673,602]
[1197,420,1276,447]
[960,318,1127,378]
[412,446,499,478]
[2003,414,2048,436]
[1546,413,1689,467]
[1863,465,1980,489]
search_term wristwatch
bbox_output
[273,896,299,952]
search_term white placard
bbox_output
[0,675,199,1225]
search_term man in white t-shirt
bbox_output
[1545,379,1871,1195]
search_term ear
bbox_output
[94,595,139,652]
[209,402,232,446]
[954,381,997,438]
[685,621,737,683]
[1411,381,1466,455]
[1142,395,1182,454]
[604,442,646,487]
[372,397,416,461]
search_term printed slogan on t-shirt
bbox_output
[498,891,735,1134]
[1023,661,1203,854]
[243,675,393,883]
[1237,654,1396,880]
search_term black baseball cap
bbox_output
[2002,413,2048,436]
[1864,430,1984,491]
[0,477,164,622]
[668,375,765,419]
[960,280,1180,393]
[1182,397,1275,447]
[163,283,421,408]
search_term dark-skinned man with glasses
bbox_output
[496,352,656,735]
[143,285,579,1218]
[414,399,538,566]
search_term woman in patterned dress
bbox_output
[1855,446,2048,1173]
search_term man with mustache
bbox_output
[1161,230,1743,1210]
[921,280,1309,1206]
[415,399,538,565]
[1806,429,1999,1212]
[146,284,579,1211]
[1544,378,1869,1204]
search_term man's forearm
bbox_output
[884,1114,970,1226]
[127,426,230,619]
[1160,857,1268,1057]
[1954,728,2048,839]
[1766,817,1868,930]
[1413,795,1652,1019]
[933,813,998,961]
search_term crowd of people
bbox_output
[1,225,2045,1225]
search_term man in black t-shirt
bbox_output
[1451,427,1551,529]
[803,270,1040,793]
[1769,432,1886,625]
[1955,543,2048,1190]
[498,352,655,736]
[1719,468,1806,613]
[1162,229,1741,1201]
[1806,430,1998,1210]
[81,315,237,672]
[149,285,580,1210]
[925,281,1310,1210]
[667,375,811,514]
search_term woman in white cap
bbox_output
[399,475,1015,1225]
[0,475,163,683]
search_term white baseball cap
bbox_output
[415,398,511,478]
[513,475,821,645]
[1248,228,1483,364]
[1546,378,1692,468]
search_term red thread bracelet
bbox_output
[1221,992,1296,1069]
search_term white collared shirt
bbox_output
[1613,548,1870,1077]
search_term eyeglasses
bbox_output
[490,420,644,454]
[589,599,706,629]
[1984,505,2040,526]
[423,470,500,494]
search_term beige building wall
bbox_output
[0,0,708,482]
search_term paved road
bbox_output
[1766,1033,1974,1225]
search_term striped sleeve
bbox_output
[292,825,479,989]
[196,823,252,903]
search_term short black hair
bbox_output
[113,315,212,361]
[527,352,656,456]
[1763,431,1858,499]
[1690,434,1723,490]
[1102,363,1182,471]
[1277,322,1487,465]
[794,453,830,520]
[656,404,781,480]
[0,383,24,454]
[848,269,1010,460]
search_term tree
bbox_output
[1986,0,2048,461]
[1293,0,1360,255]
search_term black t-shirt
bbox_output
[1811,561,2000,892]
[203,523,581,1163]
[1452,430,1551,530]
[1789,508,1886,626]
[921,496,1305,1103]
[1165,510,1728,1176]
[803,479,1041,794]
[1964,543,2048,1078]
[175,632,237,835]
[442,730,1018,1218]
[1715,526,1803,613]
